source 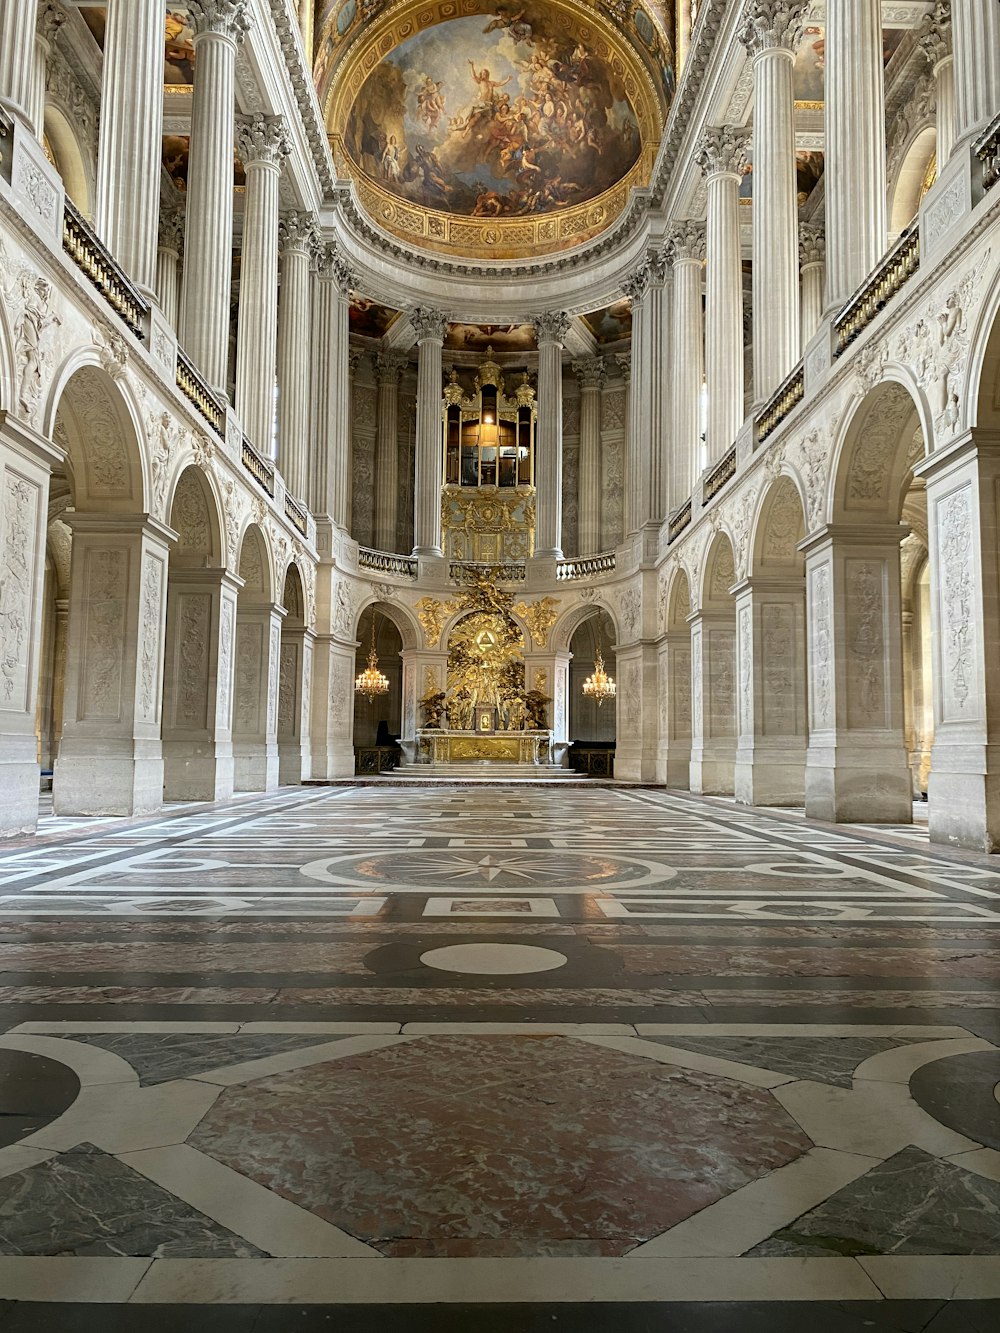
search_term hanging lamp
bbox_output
[355,614,390,704]
[582,622,616,708]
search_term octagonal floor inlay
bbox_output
[190,1035,812,1257]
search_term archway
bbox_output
[658,569,692,788]
[161,465,232,801]
[690,531,737,795]
[233,523,280,792]
[353,603,403,773]
[278,562,313,784]
[889,127,936,238]
[568,609,616,777]
[43,106,94,218]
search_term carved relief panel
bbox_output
[0,470,41,713]
[845,559,888,731]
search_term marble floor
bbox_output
[0,784,999,1330]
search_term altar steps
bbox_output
[393,762,579,779]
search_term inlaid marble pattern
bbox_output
[1,784,1000,1314]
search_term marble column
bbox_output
[697,127,747,459]
[410,307,448,558]
[573,357,606,556]
[0,0,39,129]
[95,0,165,296]
[825,0,887,309]
[161,569,240,801]
[156,206,185,330]
[311,242,353,530]
[922,431,1000,852]
[277,625,313,785]
[621,264,651,538]
[530,311,571,561]
[733,577,808,806]
[740,2,807,397]
[802,524,912,823]
[799,222,826,350]
[688,608,738,795]
[918,3,955,166]
[667,221,705,508]
[310,636,357,779]
[53,515,173,817]
[374,350,407,552]
[615,642,660,784]
[31,3,65,143]
[953,0,1000,143]
[611,352,631,550]
[179,0,252,392]
[233,600,284,792]
[277,211,317,502]
[235,114,290,455]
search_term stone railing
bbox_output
[757,361,805,443]
[358,547,418,578]
[176,348,225,435]
[668,499,693,542]
[0,108,12,185]
[449,560,526,583]
[283,491,309,536]
[62,195,149,339]
[833,222,920,356]
[556,552,616,580]
[704,445,738,503]
[241,434,275,497]
[976,110,1000,194]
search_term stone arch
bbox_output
[568,607,617,769]
[281,562,306,628]
[168,466,224,569]
[353,601,405,760]
[354,597,420,651]
[700,530,737,611]
[236,523,275,605]
[43,105,94,216]
[831,380,929,525]
[46,359,147,513]
[0,286,15,416]
[968,277,1000,432]
[889,125,936,236]
[751,474,807,576]
[551,598,621,654]
[665,565,691,631]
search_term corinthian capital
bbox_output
[315,241,354,295]
[410,307,448,342]
[666,219,706,263]
[37,2,67,47]
[918,1,952,68]
[572,357,607,389]
[376,349,408,383]
[159,204,185,254]
[531,311,572,346]
[236,114,292,168]
[798,221,825,266]
[696,124,750,180]
[621,263,650,306]
[188,0,253,42]
[279,210,318,254]
[739,0,809,56]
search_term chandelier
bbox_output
[354,619,390,704]
[582,647,616,708]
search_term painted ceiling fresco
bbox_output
[342,5,643,220]
[162,135,246,192]
[81,7,196,85]
[794,24,908,102]
[738,152,825,207]
[582,301,632,345]
[349,299,400,339]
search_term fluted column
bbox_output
[530,311,571,560]
[741,2,807,397]
[95,0,166,295]
[277,211,317,500]
[953,0,1000,142]
[311,242,353,528]
[697,127,747,460]
[156,206,185,330]
[235,114,290,454]
[919,3,955,166]
[0,0,39,128]
[799,223,826,350]
[667,221,705,508]
[31,4,65,142]
[825,0,886,309]
[180,0,252,392]
[411,307,448,558]
[622,263,651,538]
[375,350,407,552]
[573,357,606,556]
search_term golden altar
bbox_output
[416,729,553,765]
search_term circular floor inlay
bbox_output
[418,943,568,975]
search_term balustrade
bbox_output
[283,491,308,535]
[757,362,805,444]
[556,552,617,580]
[976,110,1000,193]
[833,223,920,355]
[241,434,275,497]
[176,348,225,434]
[358,548,418,578]
[668,500,693,542]
[704,445,737,502]
[62,196,149,338]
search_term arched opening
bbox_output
[43,106,94,219]
[690,532,737,795]
[353,603,403,773]
[278,563,313,784]
[568,609,616,777]
[161,466,231,801]
[46,365,170,818]
[736,475,808,807]
[233,523,280,793]
[889,127,936,238]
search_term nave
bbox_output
[0,785,998,1328]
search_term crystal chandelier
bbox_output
[354,619,390,704]
[582,646,616,708]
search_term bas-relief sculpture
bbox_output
[343,6,642,221]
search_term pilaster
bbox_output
[232,600,284,792]
[919,3,955,165]
[688,608,737,795]
[277,211,317,501]
[667,221,705,509]
[411,307,448,558]
[799,223,826,351]
[953,0,1000,144]
[374,350,407,552]
[530,310,571,561]
[311,242,354,531]
[573,357,606,556]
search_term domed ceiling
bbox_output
[319,0,674,261]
